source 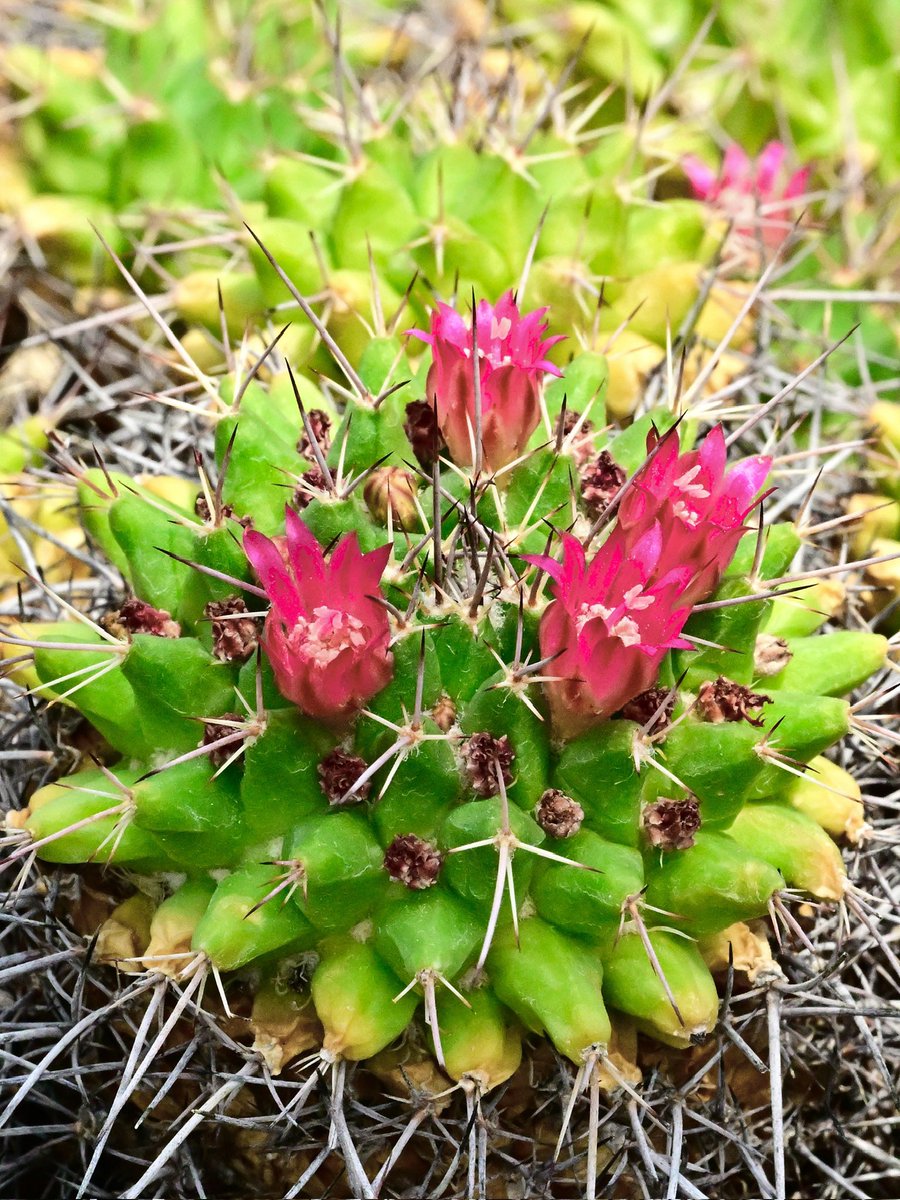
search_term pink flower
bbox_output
[526,528,694,739]
[617,426,771,605]
[244,509,394,724]
[406,291,564,473]
[684,141,811,247]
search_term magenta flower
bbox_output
[617,426,771,606]
[526,527,693,739]
[684,141,811,247]
[244,509,394,724]
[406,291,564,473]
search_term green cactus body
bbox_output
[552,721,644,847]
[12,279,874,1095]
[192,864,317,971]
[762,632,887,696]
[602,930,720,1047]
[311,938,418,1061]
[643,831,785,937]
[727,802,847,900]
[488,919,612,1063]
[531,830,644,945]
[436,985,523,1089]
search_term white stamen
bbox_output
[674,464,710,500]
[672,500,701,527]
[609,616,641,647]
[576,602,612,634]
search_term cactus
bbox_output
[3,282,884,1129]
[1,4,897,1195]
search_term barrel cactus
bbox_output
[2,277,884,1185]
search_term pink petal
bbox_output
[723,143,751,189]
[756,141,788,196]
[784,165,812,200]
[404,326,434,346]
[699,425,726,480]
[244,529,302,625]
[683,155,717,200]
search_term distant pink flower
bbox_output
[526,527,693,739]
[618,426,771,605]
[406,291,564,473]
[684,141,811,247]
[244,509,393,723]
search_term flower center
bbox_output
[288,606,367,668]
[576,588,654,646]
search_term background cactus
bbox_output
[1,3,899,1198]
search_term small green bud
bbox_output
[746,690,851,799]
[173,270,265,337]
[107,492,199,618]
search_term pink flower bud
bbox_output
[684,141,811,247]
[406,291,564,472]
[617,426,771,605]
[526,528,693,739]
[244,509,394,724]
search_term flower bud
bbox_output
[363,466,419,530]
[106,597,181,640]
[462,732,515,797]
[204,596,259,663]
[404,399,444,469]
[684,141,811,251]
[696,677,771,727]
[642,796,701,851]
[406,292,563,472]
[244,510,394,724]
[318,748,371,805]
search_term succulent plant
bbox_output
[1,5,897,1195]
[2,278,884,1191]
